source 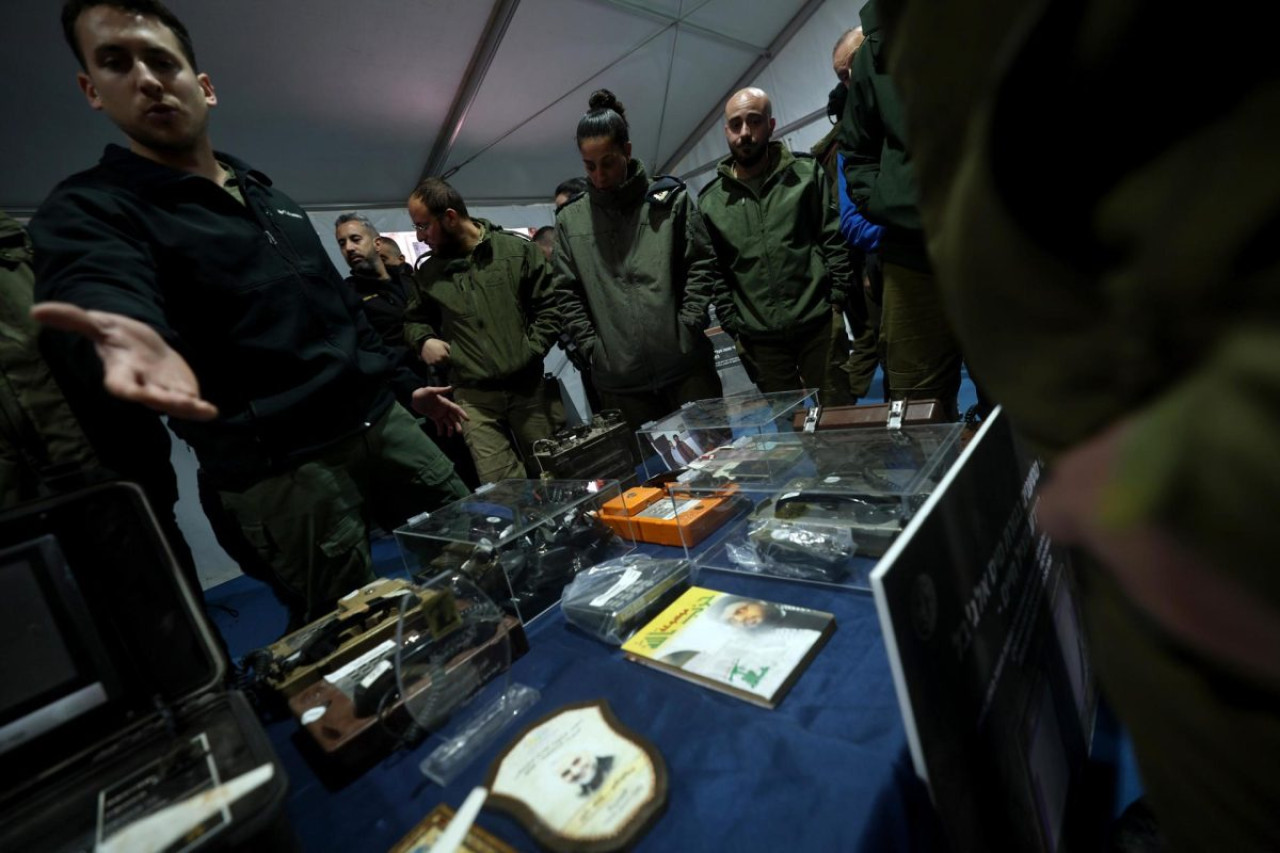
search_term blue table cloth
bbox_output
[210,560,943,852]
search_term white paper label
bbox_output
[637,498,703,520]
[323,639,396,684]
[588,567,643,608]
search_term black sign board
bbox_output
[871,409,1096,851]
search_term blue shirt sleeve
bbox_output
[837,152,883,252]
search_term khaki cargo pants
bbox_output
[218,403,469,623]
[454,369,565,484]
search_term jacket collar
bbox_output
[859,0,880,35]
[432,218,497,273]
[715,142,792,191]
[98,143,273,195]
[588,159,648,210]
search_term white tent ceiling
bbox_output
[0,0,865,218]
[0,0,868,583]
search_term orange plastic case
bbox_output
[599,486,734,548]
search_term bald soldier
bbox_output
[697,88,855,399]
[833,26,863,87]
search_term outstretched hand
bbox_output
[30,301,218,421]
[411,385,469,436]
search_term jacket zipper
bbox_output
[243,176,363,421]
[464,265,499,377]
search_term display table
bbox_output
[209,563,944,852]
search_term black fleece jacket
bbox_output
[30,145,418,488]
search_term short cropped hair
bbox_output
[410,177,470,220]
[555,177,588,200]
[334,212,379,238]
[832,27,859,57]
[532,225,556,247]
[61,0,198,70]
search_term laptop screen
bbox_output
[0,535,120,757]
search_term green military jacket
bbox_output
[552,161,719,394]
[697,142,854,340]
[404,219,558,387]
[0,211,95,507]
[839,0,929,270]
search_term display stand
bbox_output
[635,389,815,480]
[392,571,542,787]
[671,423,964,591]
[395,480,635,625]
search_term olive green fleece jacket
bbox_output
[887,1,1280,848]
[551,160,719,394]
[403,219,558,386]
[839,0,930,270]
[0,211,96,506]
[696,143,854,340]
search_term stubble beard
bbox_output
[734,141,766,169]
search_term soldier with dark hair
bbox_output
[531,225,556,262]
[32,0,470,624]
[335,212,480,489]
[375,235,415,280]
[404,178,562,483]
[554,177,588,212]
[551,89,722,436]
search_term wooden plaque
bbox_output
[483,700,668,853]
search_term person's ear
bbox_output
[77,72,103,111]
[198,72,217,107]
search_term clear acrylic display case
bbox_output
[635,389,816,480]
[394,479,634,625]
[669,423,965,590]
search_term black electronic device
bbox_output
[0,535,123,759]
[532,409,636,486]
[0,483,290,852]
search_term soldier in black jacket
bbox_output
[30,0,470,623]
[335,211,479,489]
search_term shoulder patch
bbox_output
[646,175,686,207]
[559,190,588,212]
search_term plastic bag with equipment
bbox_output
[726,495,862,583]
[559,554,693,644]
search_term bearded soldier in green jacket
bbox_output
[698,87,854,401]
[404,178,563,484]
